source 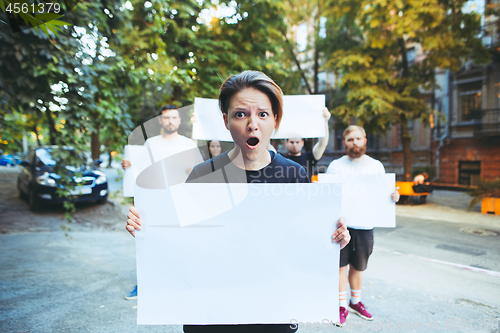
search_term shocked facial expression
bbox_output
[343,129,367,159]
[159,109,181,134]
[286,138,304,156]
[223,88,276,163]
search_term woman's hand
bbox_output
[126,206,142,237]
[332,217,350,250]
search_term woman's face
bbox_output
[223,88,276,164]
[209,140,222,157]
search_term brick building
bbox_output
[435,63,500,185]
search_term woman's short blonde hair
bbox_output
[219,70,283,130]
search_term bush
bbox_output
[467,178,500,211]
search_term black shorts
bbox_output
[339,228,374,271]
[183,324,297,333]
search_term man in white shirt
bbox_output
[122,105,203,183]
[122,105,203,299]
[326,125,399,326]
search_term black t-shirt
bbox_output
[184,150,306,333]
[283,151,317,181]
[187,150,309,184]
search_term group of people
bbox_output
[123,71,399,331]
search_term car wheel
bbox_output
[29,189,41,212]
[18,188,27,201]
[17,180,27,201]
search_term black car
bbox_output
[17,146,108,211]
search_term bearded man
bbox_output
[326,125,399,326]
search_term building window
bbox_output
[459,81,482,121]
[495,81,500,108]
[458,161,481,186]
[335,127,344,151]
[317,72,327,92]
[366,134,378,151]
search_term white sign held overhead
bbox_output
[192,95,326,141]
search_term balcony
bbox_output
[472,108,500,136]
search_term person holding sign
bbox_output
[122,105,203,300]
[326,125,400,326]
[126,71,351,332]
[284,107,330,181]
[122,105,203,177]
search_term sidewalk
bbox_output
[396,190,500,226]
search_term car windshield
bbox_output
[36,148,87,167]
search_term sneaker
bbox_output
[349,301,373,320]
[336,306,349,327]
[124,285,138,300]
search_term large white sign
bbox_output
[134,179,343,325]
[318,173,396,228]
[192,95,326,141]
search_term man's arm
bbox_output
[312,107,331,161]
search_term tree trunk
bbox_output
[400,119,412,181]
[313,1,321,94]
[280,27,313,95]
[173,84,183,102]
[107,151,113,168]
[313,46,319,94]
[44,109,57,145]
[91,131,100,160]
[398,37,412,181]
[33,126,42,146]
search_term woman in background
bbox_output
[207,140,222,159]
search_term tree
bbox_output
[324,0,490,180]
[0,0,131,152]
[0,0,133,216]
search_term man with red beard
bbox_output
[326,125,399,326]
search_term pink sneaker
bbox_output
[349,301,373,320]
[336,306,349,327]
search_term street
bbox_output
[1,167,499,333]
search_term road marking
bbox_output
[374,246,500,277]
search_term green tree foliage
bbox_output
[0,0,132,214]
[201,0,301,95]
[324,0,491,180]
[0,0,132,152]
[467,178,500,210]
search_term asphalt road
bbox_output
[1,166,499,333]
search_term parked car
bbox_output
[17,146,108,211]
[13,154,22,164]
[0,154,16,166]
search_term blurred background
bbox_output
[1,0,499,186]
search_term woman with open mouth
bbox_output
[126,70,351,332]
